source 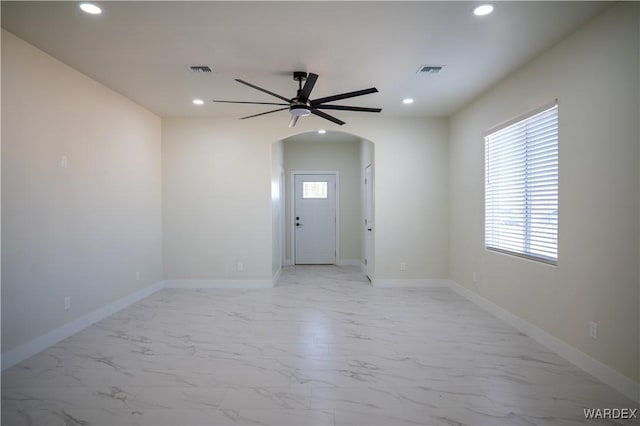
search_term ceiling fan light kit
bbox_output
[214,71,382,127]
[290,105,311,117]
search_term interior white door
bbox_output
[294,174,336,264]
[364,164,374,279]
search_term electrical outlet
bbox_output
[64,296,71,310]
[589,321,598,339]
[60,155,68,169]
[473,272,477,282]
[136,271,141,281]
[400,262,406,271]
[237,261,244,272]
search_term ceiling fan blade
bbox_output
[298,73,318,103]
[311,109,345,126]
[235,79,291,103]
[288,115,299,128]
[213,100,289,106]
[314,105,382,113]
[311,87,378,106]
[240,107,289,120]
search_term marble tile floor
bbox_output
[2,266,637,426]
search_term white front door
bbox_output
[294,174,336,264]
[364,164,374,279]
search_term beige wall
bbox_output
[1,30,163,352]
[283,138,361,264]
[162,115,449,282]
[449,3,639,381]
[161,118,274,280]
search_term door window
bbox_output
[302,181,328,199]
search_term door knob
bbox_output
[296,223,301,227]
[367,228,373,232]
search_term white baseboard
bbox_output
[284,259,361,267]
[336,258,361,266]
[372,278,449,288]
[164,279,273,289]
[1,281,164,371]
[447,279,640,403]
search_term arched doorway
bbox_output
[271,131,375,281]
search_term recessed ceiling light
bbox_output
[79,3,102,15]
[473,4,494,16]
[318,130,327,134]
[402,98,414,105]
[192,99,205,105]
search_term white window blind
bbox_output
[485,103,558,264]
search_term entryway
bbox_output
[271,131,375,279]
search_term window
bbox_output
[485,102,558,264]
[303,181,328,199]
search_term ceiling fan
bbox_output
[213,71,382,127]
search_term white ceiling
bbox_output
[2,1,608,121]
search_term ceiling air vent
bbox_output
[187,65,214,74]
[417,65,444,74]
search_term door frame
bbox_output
[364,163,374,280]
[280,168,286,268]
[290,170,340,265]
